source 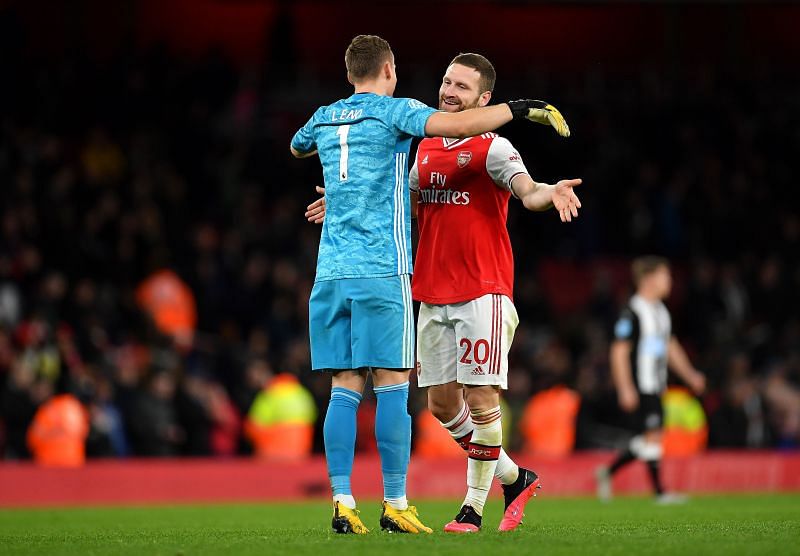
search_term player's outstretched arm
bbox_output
[425,104,513,138]
[305,186,326,224]
[511,175,582,222]
[667,337,706,394]
[425,99,570,139]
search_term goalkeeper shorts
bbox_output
[309,275,414,371]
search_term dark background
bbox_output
[1,0,798,459]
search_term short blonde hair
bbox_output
[632,256,669,287]
[345,35,393,81]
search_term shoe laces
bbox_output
[337,503,361,518]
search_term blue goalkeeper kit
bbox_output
[292,93,436,371]
[293,92,435,511]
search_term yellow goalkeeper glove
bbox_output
[507,99,570,137]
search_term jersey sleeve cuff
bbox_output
[507,172,528,199]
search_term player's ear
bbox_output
[479,91,492,107]
[382,61,393,80]
[347,71,354,86]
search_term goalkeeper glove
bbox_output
[507,99,570,137]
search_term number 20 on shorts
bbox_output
[459,338,491,365]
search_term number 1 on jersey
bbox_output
[337,125,350,181]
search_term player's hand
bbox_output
[553,178,582,222]
[688,371,706,395]
[507,99,570,137]
[619,386,639,413]
[305,186,326,224]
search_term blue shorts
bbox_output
[309,275,414,371]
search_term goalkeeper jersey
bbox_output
[409,133,530,304]
[291,93,436,282]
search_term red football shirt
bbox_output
[410,133,529,304]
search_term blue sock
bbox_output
[374,382,411,501]
[324,387,362,496]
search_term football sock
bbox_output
[324,387,361,505]
[463,406,502,515]
[628,435,665,495]
[441,402,519,485]
[609,434,649,475]
[608,449,636,475]
[333,494,356,510]
[646,460,664,495]
[374,382,411,510]
[442,401,474,449]
[494,451,520,485]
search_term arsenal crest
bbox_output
[456,151,472,168]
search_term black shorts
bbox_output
[634,393,663,433]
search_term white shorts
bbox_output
[416,294,519,389]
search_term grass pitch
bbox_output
[0,495,798,555]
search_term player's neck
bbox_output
[353,79,392,97]
[636,289,661,303]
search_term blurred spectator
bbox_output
[136,268,197,353]
[662,387,707,456]
[85,373,129,458]
[0,280,21,328]
[519,385,581,456]
[763,368,800,450]
[207,381,241,457]
[27,393,89,467]
[244,370,316,460]
[175,372,214,456]
[707,354,769,449]
[127,370,183,457]
[1,358,53,458]
[174,368,240,456]
[232,357,271,417]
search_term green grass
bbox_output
[0,495,798,555]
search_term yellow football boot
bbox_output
[331,501,369,534]
[379,502,433,534]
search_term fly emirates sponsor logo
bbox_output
[419,171,471,205]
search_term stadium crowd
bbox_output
[1,42,799,461]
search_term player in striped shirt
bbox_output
[596,256,706,503]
